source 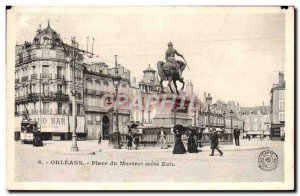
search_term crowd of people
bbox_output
[125,128,142,150]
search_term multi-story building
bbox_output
[14,21,132,141]
[15,22,86,140]
[270,72,285,140]
[240,105,271,137]
[83,62,131,140]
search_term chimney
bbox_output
[278,71,284,86]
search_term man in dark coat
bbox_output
[233,128,240,146]
[209,129,223,156]
[196,128,203,148]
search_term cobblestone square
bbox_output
[15,139,284,182]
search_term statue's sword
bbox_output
[182,57,190,70]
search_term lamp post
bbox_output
[112,55,121,149]
[70,38,79,152]
[198,106,201,128]
[230,109,234,135]
[223,111,226,131]
[194,108,197,128]
[206,93,212,131]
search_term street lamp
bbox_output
[230,109,234,135]
[198,106,201,127]
[194,108,197,128]
[111,55,121,149]
[70,38,79,152]
[206,93,212,131]
[223,111,226,131]
[113,75,121,132]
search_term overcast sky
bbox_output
[14,7,286,107]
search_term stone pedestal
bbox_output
[109,132,121,149]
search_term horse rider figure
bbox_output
[165,42,184,80]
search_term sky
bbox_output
[13,7,286,107]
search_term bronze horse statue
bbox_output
[157,60,186,95]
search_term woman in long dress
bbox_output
[187,128,198,153]
[172,125,187,154]
[126,129,133,150]
[33,126,43,147]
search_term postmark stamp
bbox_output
[258,150,278,171]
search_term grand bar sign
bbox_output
[31,115,68,133]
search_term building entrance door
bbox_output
[102,115,110,140]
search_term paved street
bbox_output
[15,138,284,182]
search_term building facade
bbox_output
[83,63,131,140]
[270,72,285,139]
[240,105,271,137]
[15,22,86,140]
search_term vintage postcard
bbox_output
[6,6,294,190]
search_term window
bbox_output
[18,54,23,63]
[279,91,285,99]
[42,65,49,73]
[92,113,96,124]
[32,66,36,74]
[77,104,81,115]
[57,67,62,79]
[42,65,49,78]
[86,78,92,89]
[43,102,49,114]
[43,83,49,95]
[279,112,285,121]
[32,84,36,94]
[76,70,81,79]
[87,114,92,124]
[58,103,63,114]
[57,84,63,92]
[69,103,72,115]
[96,115,101,125]
[279,100,285,110]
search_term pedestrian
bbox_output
[196,128,203,149]
[172,124,187,154]
[243,131,247,139]
[98,132,102,144]
[209,129,223,156]
[33,126,43,147]
[132,130,140,150]
[247,133,251,141]
[236,129,240,146]
[126,130,133,150]
[233,128,240,146]
[187,128,198,153]
[158,127,167,149]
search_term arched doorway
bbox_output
[102,115,110,140]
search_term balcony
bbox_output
[15,92,69,104]
[118,109,131,114]
[84,105,109,113]
[31,109,39,115]
[31,74,38,80]
[85,89,93,95]
[41,109,52,115]
[55,74,64,80]
[40,73,52,79]
[21,76,28,82]
[95,90,101,96]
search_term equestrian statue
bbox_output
[157,42,189,94]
